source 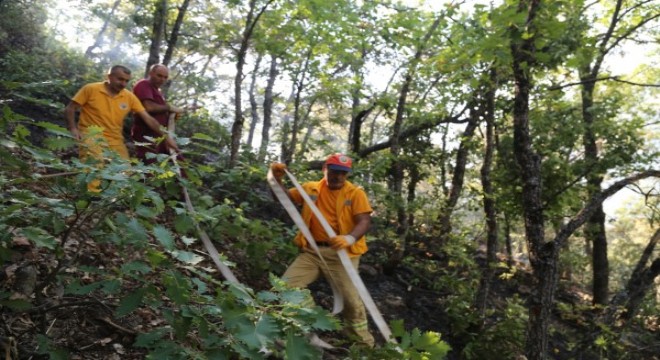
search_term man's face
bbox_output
[107,70,131,93]
[149,66,169,88]
[324,168,349,190]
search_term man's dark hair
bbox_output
[108,65,132,75]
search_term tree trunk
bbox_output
[575,0,624,304]
[161,0,191,97]
[85,0,121,58]
[349,46,366,153]
[505,215,513,268]
[230,0,274,167]
[435,104,479,241]
[247,53,263,148]
[297,97,319,159]
[389,16,442,244]
[475,70,498,319]
[509,1,549,358]
[162,0,190,67]
[259,54,277,162]
[283,48,312,164]
[606,229,660,322]
[145,0,167,77]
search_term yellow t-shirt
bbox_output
[290,180,372,255]
[72,82,146,147]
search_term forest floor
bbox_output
[3,202,659,360]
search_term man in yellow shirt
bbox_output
[65,65,178,161]
[270,154,375,347]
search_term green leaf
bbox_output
[134,328,169,348]
[126,218,149,244]
[192,277,208,294]
[101,279,122,294]
[146,249,168,267]
[228,283,255,305]
[36,334,69,359]
[163,271,191,305]
[414,331,451,357]
[0,298,32,311]
[43,137,76,151]
[280,289,307,305]
[34,121,71,136]
[65,280,103,295]
[136,205,158,219]
[121,261,152,275]
[256,291,278,303]
[174,214,195,234]
[310,309,338,331]
[172,250,204,265]
[233,314,279,350]
[116,288,147,317]
[192,133,215,141]
[285,329,320,360]
[181,236,197,246]
[20,226,57,249]
[153,225,175,250]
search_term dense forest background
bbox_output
[0,0,658,359]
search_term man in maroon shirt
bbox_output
[131,64,185,163]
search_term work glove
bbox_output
[328,235,356,250]
[293,236,307,249]
[270,162,287,181]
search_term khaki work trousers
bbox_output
[282,247,375,347]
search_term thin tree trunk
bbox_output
[259,55,277,162]
[162,0,190,67]
[607,229,660,322]
[389,16,442,246]
[297,97,320,159]
[283,48,312,164]
[577,0,625,306]
[505,215,513,268]
[229,0,274,167]
[145,0,168,77]
[435,104,479,241]
[475,69,498,319]
[85,0,121,58]
[247,53,263,148]
[349,46,367,153]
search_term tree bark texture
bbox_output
[577,0,625,305]
[162,0,190,67]
[145,0,167,77]
[247,53,263,148]
[389,16,442,241]
[475,70,498,318]
[435,102,479,240]
[230,0,274,167]
[259,55,277,162]
[283,48,312,165]
[509,1,548,359]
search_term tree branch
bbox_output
[548,76,660,90]
[554,170,660,249]
[357,106,470,158]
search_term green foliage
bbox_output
[462,296,528,359]
[0,107,339,359]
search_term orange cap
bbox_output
[324,153,352,172]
